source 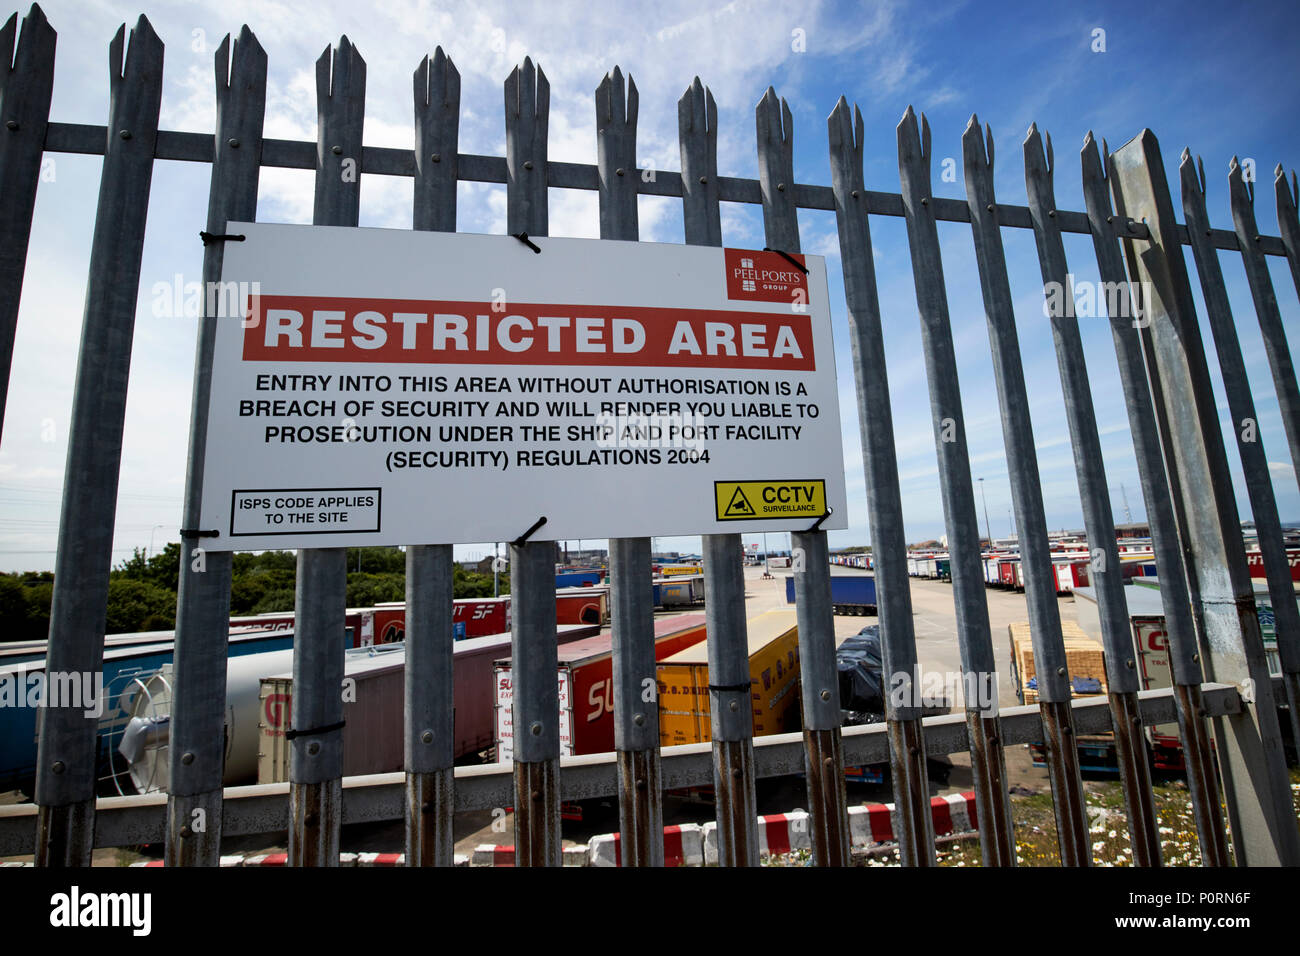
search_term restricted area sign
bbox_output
[198,223,848,548]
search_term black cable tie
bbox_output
[708,682,753,694]
[200,231,247,246]
[513,232,542,254]
[762,246,808,275]
[285,719,346,741]
[179,529,219,538]
[807,506,833,533]
[513,515,547,546]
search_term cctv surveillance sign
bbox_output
[198,223,848,548]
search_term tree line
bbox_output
[0,543,507,641]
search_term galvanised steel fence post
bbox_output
[167,27,266,868]
[596,66,664,867]
[1078,134,1228,866]
[288,36,365,868]
[34,16,163,867]
[1023,124,1159,865]
[1109,129,1300,866]
[755,87,851,866]
[504,57,561,867]
[404,46,460,868]
[961,116,1090,866]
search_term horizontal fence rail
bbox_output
[0,684,1249,855]
[32,120,1296,256]
[3,6,1299,868]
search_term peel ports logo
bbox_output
[723,248,808,304]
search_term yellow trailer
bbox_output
[657,609,801,747]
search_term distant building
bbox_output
[457,557,498,575]
[1115,522,1150,539]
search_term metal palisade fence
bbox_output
[0,5,1298,867]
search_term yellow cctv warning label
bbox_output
[714,480,827,521]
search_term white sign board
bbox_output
[199,223,848,548]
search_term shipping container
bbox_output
[784,574,876,614]
[451,596,512,639]
[656,609,801,747]
[126,622,603,790]
[1073,582,1285,766]
[556,569,604,588]
[258,645,408,784]
[554,586,610,626]
[983,556,1002,587]
[1053,559,1090,594]
[998,557,1019,589]
[232,608,377,646]
[1246,548,1300,582]
[494,613,708,759]
[652,574,703,607]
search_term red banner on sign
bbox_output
[241,296,815,371]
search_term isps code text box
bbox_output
[231,487,381,536]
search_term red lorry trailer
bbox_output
[494,613,708,760]
[231,608,388,647]
[253,621,604,780]
[232,596,512,645]
[554,586,610,626]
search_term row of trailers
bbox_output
[0,576,703,797]
[556,565,706,609]
[907,550,1158,595]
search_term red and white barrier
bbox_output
[588,823,705,867]
[53,793,979,868]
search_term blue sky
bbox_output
[2,0,1299,569]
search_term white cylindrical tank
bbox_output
[124,647,296,793]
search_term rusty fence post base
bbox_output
[1108,691,1162,866]
[887,716,935,866]
[165,789,223,867]
[405,768,454,867]
[616,747,663,867]
[1037,699,1091,866]
[289,779,342,867]
[712,738,757,866]
[1172,682,1230,866]
[34,799,95,867]
[966,710,1016,866]
[801,727,850,866]
[514,758,561,867]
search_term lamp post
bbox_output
[978,477,993,548]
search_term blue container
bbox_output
[0,628,296,795]
[556,570,602,588]
[785,574,876,611]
